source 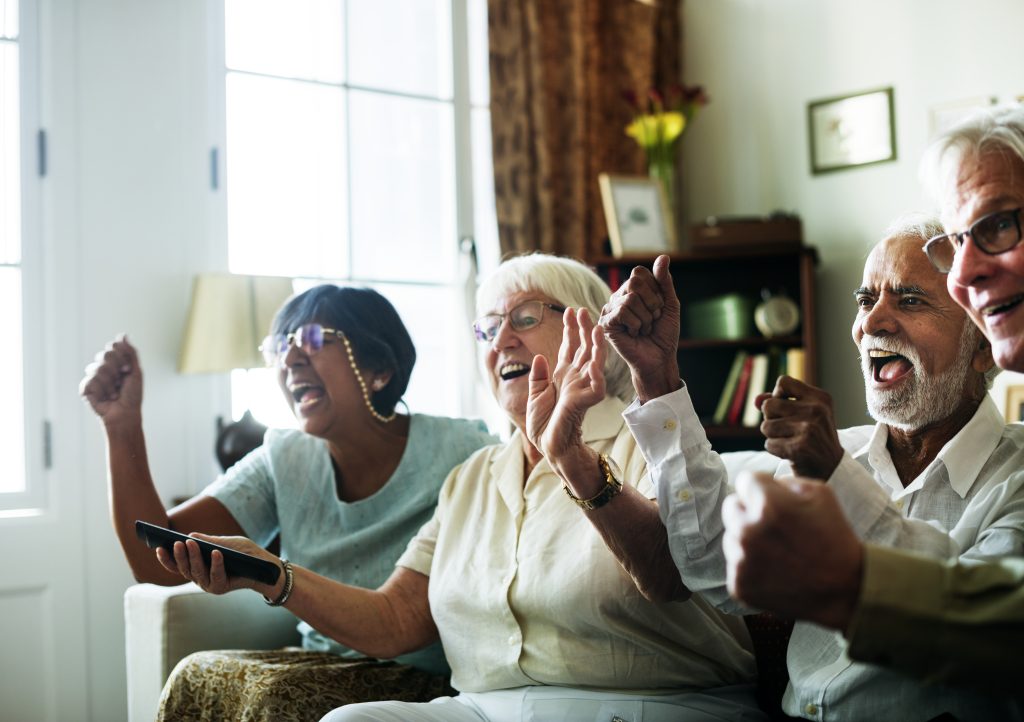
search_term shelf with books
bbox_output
[594,245,818,451]
[677,335,802,351]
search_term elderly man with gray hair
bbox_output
[721,104,1024,698]
[596,213,1024,720]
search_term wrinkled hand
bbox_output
[526,308,606,465]
[154,533,281,597]
[722,472,864,631]
[599,255,681,401]
[756,375,843,479]
[78,334,144,427]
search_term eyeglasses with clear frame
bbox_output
[923,207,1023,273]
[260,323,345,367]
[472,300,566,343]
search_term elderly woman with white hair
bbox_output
[156,253,761,721]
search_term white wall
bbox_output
[681,0,1024,426]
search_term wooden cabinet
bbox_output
[592,245,818,452]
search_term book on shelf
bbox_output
[726,354,755,426]
[605,266,622,291]
[786,347,806,382]
[713,350,749,425]
[763,347,780,397]
[742,353,769,427]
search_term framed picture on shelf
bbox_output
[808,87,896,174]
[598,173,676,257]
[1005,384,1024,423]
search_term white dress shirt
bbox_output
[397,396,757,698]
[625,388,1024,722]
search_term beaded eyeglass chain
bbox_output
[337,332,397,424]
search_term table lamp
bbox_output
[178,273,294,470]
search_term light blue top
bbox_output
[204,413,497,676]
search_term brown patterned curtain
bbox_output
[488,0,681,260]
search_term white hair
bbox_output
[920,104,1024,209]
[880,211,945,247]
[476,253,633,401]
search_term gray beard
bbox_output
[862,324,976,432]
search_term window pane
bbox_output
[471,108,499,274]
[0,0,17,39]
[371,283,464,418]
[0,268,24,493]
[226,72,348,277]
[225,0,344,83]
[0,43,19,264]
[467,0,488,107]
[347,0,452,98]
[349,91,456,283]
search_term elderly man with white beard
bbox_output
[597,214,1024,721]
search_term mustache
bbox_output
[859,335,921,368]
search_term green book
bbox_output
[713,350,749,424]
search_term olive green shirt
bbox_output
[847,543,1024,694]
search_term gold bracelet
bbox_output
[564,453,623,511]
[264,559,294,606]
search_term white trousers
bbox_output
[319,684,765,722]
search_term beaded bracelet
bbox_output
[264,559,294,607]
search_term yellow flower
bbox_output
[625,112,687,150]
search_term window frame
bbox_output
[1,0,47,513]
[212,0,495,424]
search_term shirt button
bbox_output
[676,489,692,502]
[664,419,677,430]
[805,703,818,716]
[507,634,518,646]
[895,500,904,510]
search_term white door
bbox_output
[0,0,92,716]
[0,510,91,721]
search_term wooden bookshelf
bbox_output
[593,245,818,452]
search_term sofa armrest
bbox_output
[125,582,301,722]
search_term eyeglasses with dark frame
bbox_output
[924,207,1023,273]
[259,323,345,367]
[472,300,566,343]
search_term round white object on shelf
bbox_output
[754,295,800,337]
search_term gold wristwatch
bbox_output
[564,453,623,511]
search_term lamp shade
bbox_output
[178,273,295,373]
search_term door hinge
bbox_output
[37,129,47,178]
[210,146,219,190]
[43,420,53,469]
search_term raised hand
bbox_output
[78,334,144,427]
[723,471,864,631]
[155,533,282,597]
[526,307,607,465]
[756,375,843,479]
[598,255,681,402]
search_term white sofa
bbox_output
[124,582,300,722]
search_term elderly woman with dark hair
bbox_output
[80,285,496,721]
[155,255,762,721]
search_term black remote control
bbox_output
[135,520,281,586]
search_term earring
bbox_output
[372,378,386,391]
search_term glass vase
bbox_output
[647,154,677,233]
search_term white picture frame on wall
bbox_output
[928,96,998,138]
[598,174,676,257]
